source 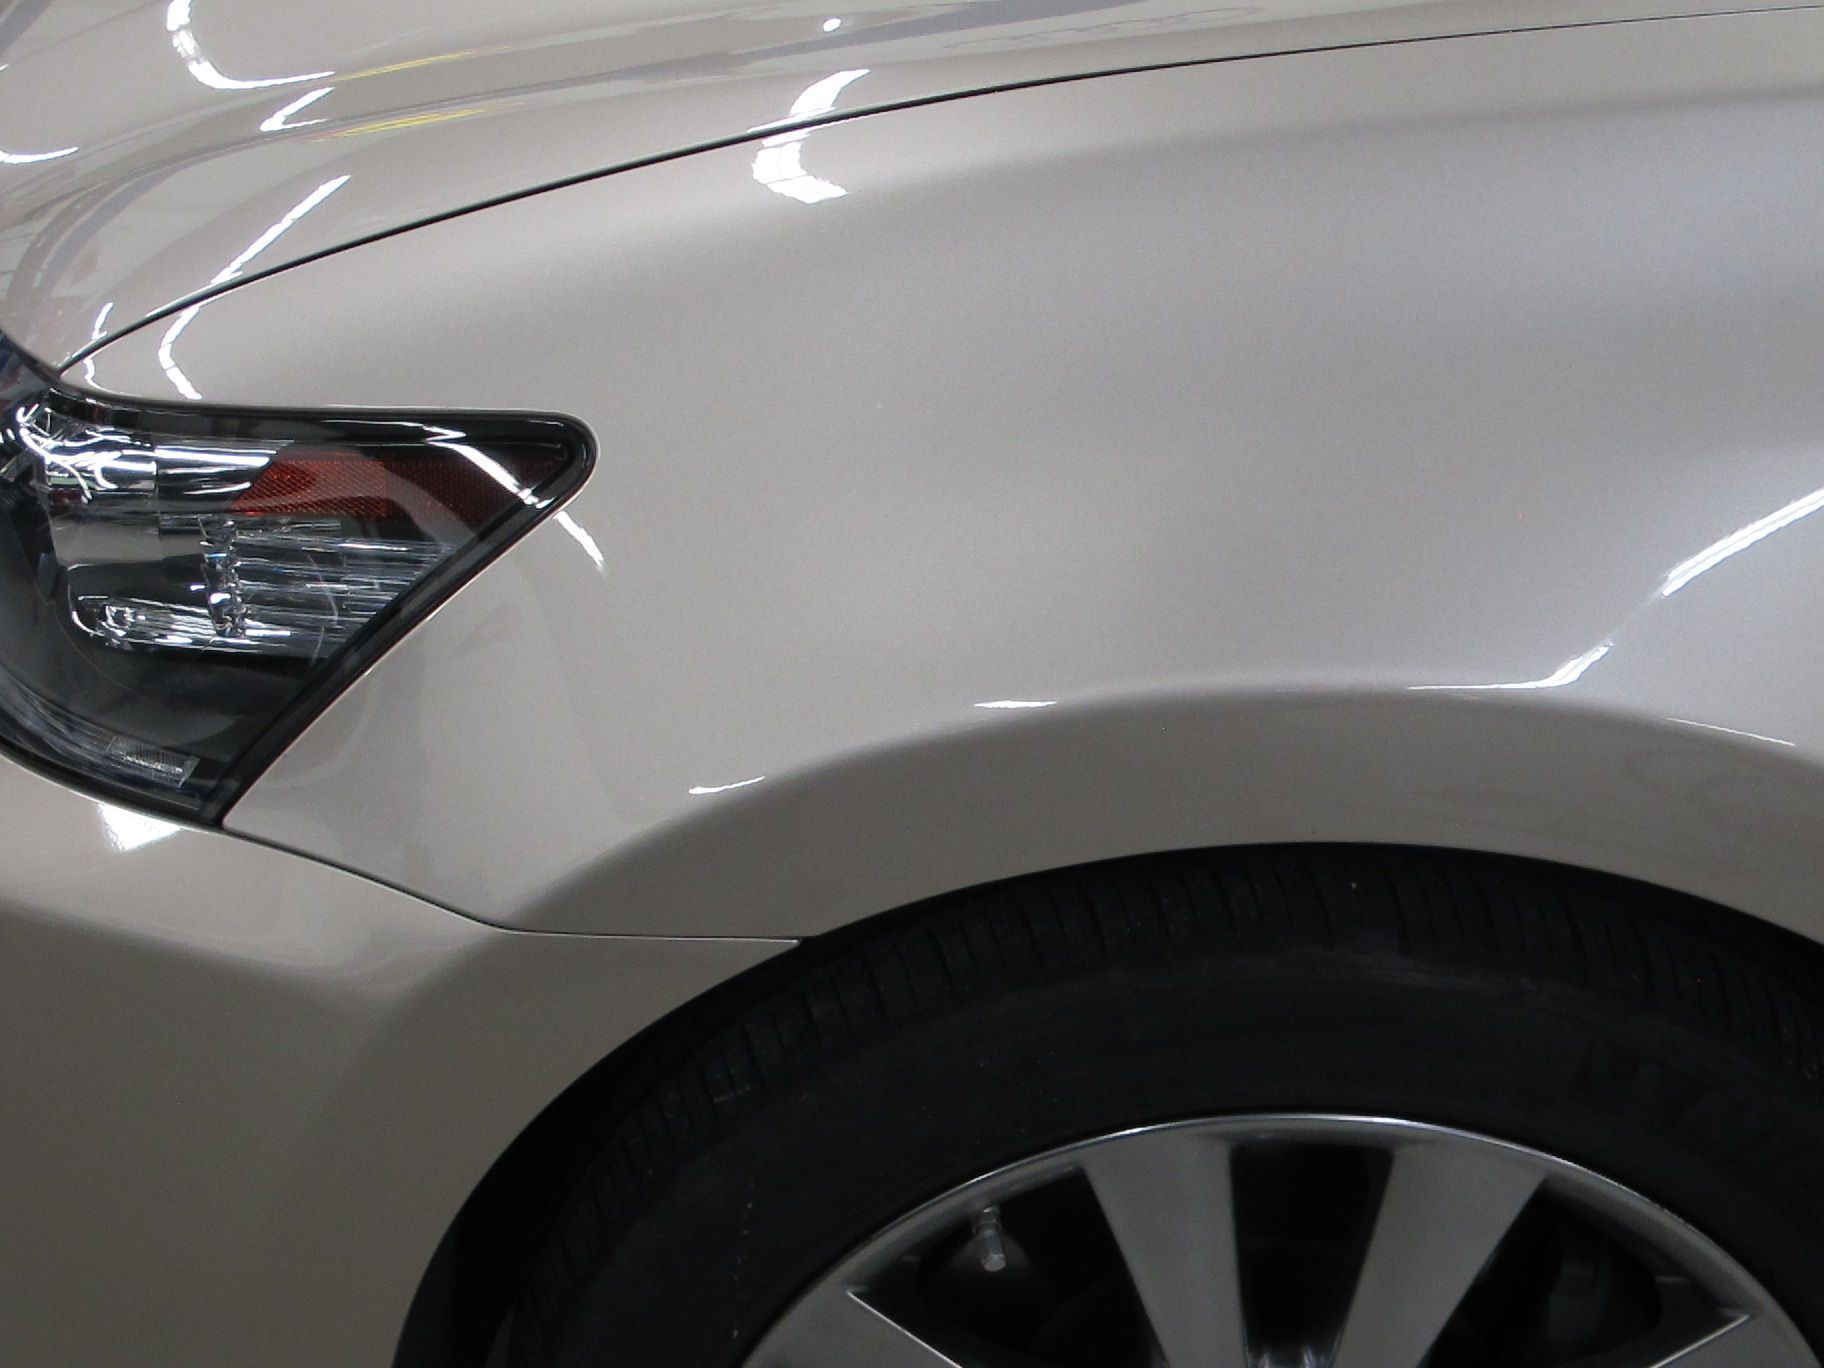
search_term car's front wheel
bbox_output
[506,847,1824,1368]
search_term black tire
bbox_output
[505,845,1824,1366]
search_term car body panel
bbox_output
[68,12,1824,942]
[8,9,1824,1367]
[0,746,785,1367]
[1,0,1816,366]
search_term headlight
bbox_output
[0,337,590,818]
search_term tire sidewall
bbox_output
[538,950,1824,1366]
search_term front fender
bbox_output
[75,13,1824,943]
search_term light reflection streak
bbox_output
[99,803,181,852]
[554,511,605,571]
[975,699,1057,709]
[166,0,332,90]
[260,85,334,132]
[427,436,540,508]
[1660,485,1824,598]
[1666,717,1795,748]
[1411,481,1824,695]
[0,145,77,164]
[80,303,114,384]
[157,174,350,400]
[689,776,766,795]
[753,68,867,205]
[1410,642,1611,693]
[327,106,488,138]
[157,305,205,400]
[208,174,349,286]
[425,431,601,569]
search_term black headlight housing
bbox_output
[0,337,590,819]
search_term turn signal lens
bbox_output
[0,338,590,816]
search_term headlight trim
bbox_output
[0,335,594,821]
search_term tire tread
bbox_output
[507,845,1824,1366]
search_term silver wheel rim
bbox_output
[746,1115,1817,1368]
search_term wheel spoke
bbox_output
[1081,1129,1249,1368]
[1330,1140,1542,1368]
[1649,1313,1816,1368]
[751,1287,966,1368]
[747,1118,1820,1368]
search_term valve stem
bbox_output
[971,1205,1008,1273]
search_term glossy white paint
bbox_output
[69,12,1824,942]
[0,0,1813,364]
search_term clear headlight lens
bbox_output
[0,338,589,817]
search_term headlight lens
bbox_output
[0,338,589,817]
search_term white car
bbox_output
[3,1,1824,1365]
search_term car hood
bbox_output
[0,0,1807,368]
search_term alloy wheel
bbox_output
[746,1115,1815,1368]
